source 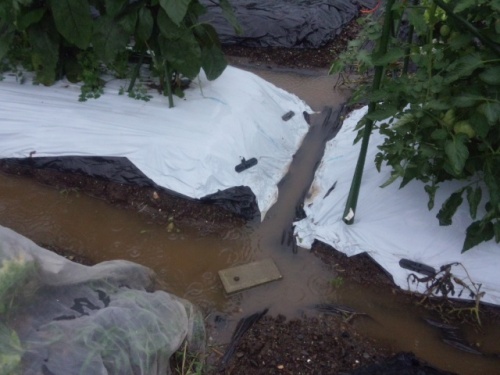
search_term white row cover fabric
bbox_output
[0,66,310,217]
[295,107,500,306]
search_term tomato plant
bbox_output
[0,0,240,106]
[332,0,500,252]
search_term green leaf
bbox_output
[446,53,483,79]
[136,7,153,43]
[354,116,368,131]
[407,7,427,34]
[484,165,500,206]
[28,23,59,85]
[419,144,439,158]
[0,323,22,374]
[161,34,201,78]
[201,45,227,80]
[353,128,364,144]
[365,105,398,121]
[49,0,92,49]
[431,128,448,140]
[157,9,185,39]
[329,59,345,75]
[92,16,129,64]
[105,0,128,17]
[466,186,482,219]
[454,0,475,12]
[393,112,416,129]
[118,10,138,34]
[374,152,384,172]
[194,23,220,47]
[445,135,469,175]
[174,85,185,98]
[462,220,494,252]
[452,94,483,108]
[219,0,243,34]
[159,0,191,26]
[16,7,46,30]
[425,184,438,210]
[400,165,418,188]
[0,21,15,61]
[437,190,464,226]
[449,33,473,50]
[469,111,490,139]
[380,172,400,188]
[371,48,405,65]
[479,66,500,85]
[478,102,500,125]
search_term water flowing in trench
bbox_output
[0,67,499,375]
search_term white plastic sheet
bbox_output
[294,107,500,306]
[0,66,310,217]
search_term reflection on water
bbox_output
[1,67,499,375]
[0,172,250,313]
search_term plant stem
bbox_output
[343,0,396,224]
[127,50,145,93]
[164,64,174,108]
[402,0,419,76]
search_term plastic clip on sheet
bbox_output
[235,157,258,173]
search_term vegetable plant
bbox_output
[0,0,240,107]
[332,0,500,252]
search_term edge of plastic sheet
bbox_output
[294,107,500,306]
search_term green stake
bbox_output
[342,0,396,224]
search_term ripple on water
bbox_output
[221,228,244,241]
[306,273,336,297]
[218,245,253,266]
[128,246,141,258]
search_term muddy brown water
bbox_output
[1,67,499,375]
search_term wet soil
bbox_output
[0,158,464,375]
[222,17,362,71]
[0,15,485,374]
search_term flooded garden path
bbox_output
[0,67,499,374]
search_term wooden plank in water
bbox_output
[218,258,282,294]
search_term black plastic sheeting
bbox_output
[200,0,378,48]
[0,156,260,220]
[3,156,158,187]
[201,185,260,221]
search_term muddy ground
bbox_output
[0,156,467,375]
[0,162,454,375]
[0,13,486,375]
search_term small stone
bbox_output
[152,191,159,199]
[236,352,244,358]
[277,364,284,370]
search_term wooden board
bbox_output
[218,258,282,294]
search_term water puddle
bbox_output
[1,67,499,375]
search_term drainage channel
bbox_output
[1,66,499,374]
[217,107,346,321]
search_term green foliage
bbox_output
[172,341,205,375]
[0,254,35,316]
[120,84,153,102]
[333,0,500,251]
[0,323,22,375]
[330,276,345,288]
[0,0,240,106]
